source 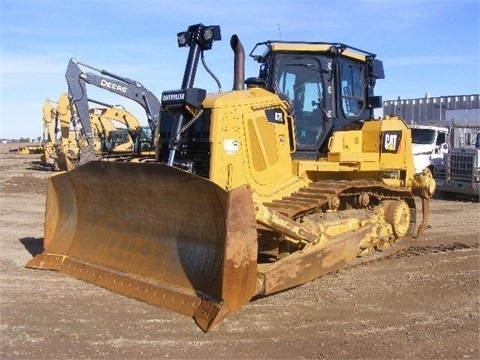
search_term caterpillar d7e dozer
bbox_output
[27,24,435,332]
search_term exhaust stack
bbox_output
[230,35,245,91]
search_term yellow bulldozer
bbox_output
[27,24,435,332]
[10,143,44,155]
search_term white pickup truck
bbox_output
[409,124,449,176]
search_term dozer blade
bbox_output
[26,161,259,332]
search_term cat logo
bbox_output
[381,131,402,153]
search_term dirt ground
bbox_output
[0,143,479,360]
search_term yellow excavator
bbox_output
[59,56,161,165]
[17,98,56,165]
[90,107,139,154]
[40,93,80,171]
[41,95,79,168]
[27,24,435,332]
[45,94,143,169]
[87,107,130,154]
[89,106,154,159]
[40,99,56,165]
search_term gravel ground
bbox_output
[1,143,479,360]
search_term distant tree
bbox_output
[37,136,42,142]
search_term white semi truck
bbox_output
[435,130,480,198]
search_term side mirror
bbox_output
[372,59,385,79]
[465,133,471,145]
[368,95,383,109]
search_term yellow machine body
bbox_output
[203,89,416,201]
[27,31,434,332]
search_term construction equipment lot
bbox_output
[1,143,478,359]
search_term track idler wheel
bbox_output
[353,193,370,208]
[384,200,410,239]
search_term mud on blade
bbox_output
[27,161,258,331]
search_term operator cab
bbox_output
[249,41,384,159]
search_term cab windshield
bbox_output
[411,129,436,145]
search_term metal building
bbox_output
[383,94,480,126]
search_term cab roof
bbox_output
[408,124,449,132]
[249,41,377,63]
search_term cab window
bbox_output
[340,60,364,117]
[436,132,446,146]
[275,56,324,147]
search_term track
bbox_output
[264,179,415,219]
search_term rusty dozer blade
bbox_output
[26,161,258,332]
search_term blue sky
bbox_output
[1,0,479,139]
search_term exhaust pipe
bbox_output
[230,35,245,91]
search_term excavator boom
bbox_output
[65,58,160,163]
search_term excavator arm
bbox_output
[65,58,161,163]
[41,99,56,162]
[42,99,56,145]
[89,109,116,136]
[98,106,142,132]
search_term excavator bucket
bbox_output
[27,161,259,331]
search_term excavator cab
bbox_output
[134,126,154,152]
